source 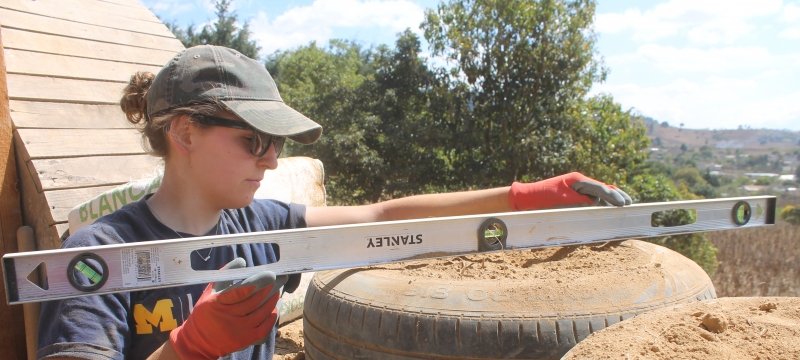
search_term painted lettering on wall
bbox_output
[79,177,161,222]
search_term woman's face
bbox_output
[186,112,279,209]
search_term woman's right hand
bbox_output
[168,258,285,359]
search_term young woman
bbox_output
[37,45,631,360]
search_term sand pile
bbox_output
[562,297,800,359]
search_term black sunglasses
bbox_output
[191,115,285,158]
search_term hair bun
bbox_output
[120,71,155,125]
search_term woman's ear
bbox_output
[167,115,192,153]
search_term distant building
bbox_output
[716,140,744,149]
[745,173,779,178]
[743,185,769,192]
[779,174,796,182]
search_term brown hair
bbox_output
[119,71,223,158]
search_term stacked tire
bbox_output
[303,240,716,359]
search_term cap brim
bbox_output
[222,100,323,144]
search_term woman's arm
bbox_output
[304,172,632,228]
[34,345,179,360]
[305,187,511,227]
[147,341,179,360]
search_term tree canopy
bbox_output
[423,0,605,184]
[165,0,260,59]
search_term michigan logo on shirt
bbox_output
[133,299,178,334]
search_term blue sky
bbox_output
[143,0,800,131]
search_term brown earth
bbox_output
[563,297,800,359]
[276,297,800,360]
[274,318,305,360]
[367,241,673,313]
[273,242,799,359]
[379,241,648,281]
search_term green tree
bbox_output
[368,30,453,197]
[780,205,800,225]
[165,0,260,59]
[419,0,717,273]
[673,166,717,198]
[422,0,605,185]
[625,173,719,275]
[269,33,459,203]
[267,41,383,204]
[569,95,649,186]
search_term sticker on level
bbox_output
[121,247,165,287]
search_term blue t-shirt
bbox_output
[37,196,306,360]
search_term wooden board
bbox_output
[13,127,60,248]
[55,222,69,238]
[16,128,145,159]
[0,28,179,66]
[16,152,60,250]
[32,154,162,191]
[8,101,132,129]
[0,8,183,51]
[4,48,163,82]
[6,74,125,104]
[0,25,28,360]
[1,0,171,35]
[46,184,119,223]
[1,1,185,357]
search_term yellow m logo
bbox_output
[133,299,179,334]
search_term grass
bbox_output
[708,221,799,297]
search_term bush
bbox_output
[780,205,800,225]
[625,173,719,275]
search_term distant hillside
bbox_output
[641,118,800,152]
[639,118,799,200]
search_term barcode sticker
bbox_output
[121,247,164,287]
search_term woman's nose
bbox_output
[257,144,279,170]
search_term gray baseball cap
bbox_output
[146,45,322,144]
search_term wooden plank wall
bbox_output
[1,1,184,358]
[1,0,183,246]
[0,24,26,360]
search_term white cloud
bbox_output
[249,0,425,56]
[596,46,800,129]
[595,1,799,130]
[779,2,800,38]
[781,2,800,22]
[781,26,800,38]
[594,75,799,130]
[686,18,752,45]
[595,9,682,42]
[596,0,783,44]
[627,45,773,73]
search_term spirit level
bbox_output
[3,196,775,305]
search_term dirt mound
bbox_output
[381,240,647,280]
[279,297,800,359]
[362,240,711,316]
[562,297,800,359]
[275,318,305,360]
[275,240,715,359]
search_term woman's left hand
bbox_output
[508,172,633,211]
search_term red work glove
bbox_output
[509,172,632,211]
[169,258,286,359]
